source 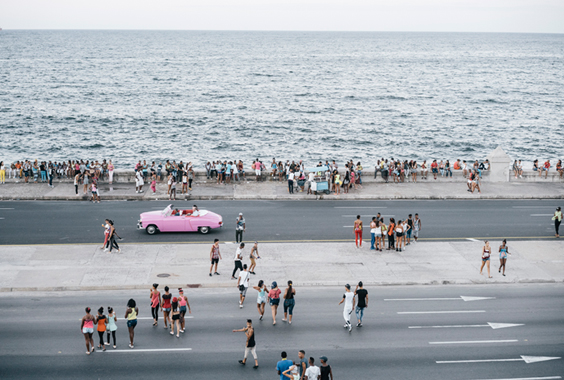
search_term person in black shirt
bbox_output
[354,281,368,327]
[319,356,333,380]
[233,319,258,369]
[406,214,414,245]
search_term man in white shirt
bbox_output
[288,170,295,194]
[307,171,315,195]
[338,284,355,332]
[231,243,244,279]
[135,169,144,193]
[305,357,321,380]
[237,264,250,308]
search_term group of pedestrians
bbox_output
[100,219,121,253]
[480,240,512,277]
[149,284,191,338]
[80,305,120,354]
[352,213,422,251]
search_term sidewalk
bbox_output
[0,179,563,201]
[1,240,563,292]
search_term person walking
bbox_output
[288,170,295,194]
[80,307,96,355]
[305,357,320,380]
[277,352,293,380]
[233,319,259,369]
[413,213,422,242]
[107,220,121,253]
[178,288,191,333]
[480,241,493,278]
[297,350,308,380]
[249,241,260,274]
[169,176,176,200]
[268,281,281,325]
[354,215,363,248]
[209,239,222,276]
[95,307,107,351]
[282,280,296,324]
[150,283,161,327]
[354,282,368,327]
[338,284,355,332]
[553,207,562,238]
[106,306,117,349]
[101,221,110,250]
[319,356,333,380]
[161,286,172,330]
[498,239,511,276]
[125,299,138,349]
[232,243,245,279]
[237,264,250,308]
[236,213,246,243]
[369,217,377,250]
[253,280,268,321]
[170,297,181,338]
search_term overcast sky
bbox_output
[2,0,563,33]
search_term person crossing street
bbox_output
[338,284,355,332]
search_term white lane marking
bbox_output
[467,238,481,242]
[334,207,387,209]
[472,377,561,380]
[409,322,524,330]
[513,206,557,208]
[0,217,4,220]
[385,296,495,302]
[343,226,353,228]
[0,208,14,210]
[430,339,518,345]
[530,214,552,217]
[108,348,192,353]
[79,317,194,321]
[437,355,561,364]
[398,310,486,315]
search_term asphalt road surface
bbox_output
[0,199,559,245]
[0,284,562,380]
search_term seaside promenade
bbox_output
[0,175,563,201]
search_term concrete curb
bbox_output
[1,278,560,293]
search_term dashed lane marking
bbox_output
[107,348,192,353]
[398,310,486,315]
[430,339,518,345]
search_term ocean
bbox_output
[1,30,563,168]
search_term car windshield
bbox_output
[162,205,173,217]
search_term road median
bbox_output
[1,240,562,292]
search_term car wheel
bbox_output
[146,225,158,235]
[199,226,210,234]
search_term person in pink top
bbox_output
[150,284,161,327]
[108,160,114,184]
[81,307,96,355]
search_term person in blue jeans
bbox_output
[276,351,293,380]
[369,217,377,250]
[354,282,368,327]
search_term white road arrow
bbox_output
[437,355,561,364]
[409,322,524,329]
[385,296,495,302]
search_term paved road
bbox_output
[0,284,562,379]
[0,199,559,245]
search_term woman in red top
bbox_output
[161,286,172,329]
[268,281,281,326]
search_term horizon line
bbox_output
[2,29,563,35]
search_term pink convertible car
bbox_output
[138,205,223,235]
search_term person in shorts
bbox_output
[209,239,221,277]
[237,264,250,308]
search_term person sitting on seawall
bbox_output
[453,159,461,170]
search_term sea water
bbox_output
[0,30,562,167]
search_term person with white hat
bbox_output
[236,213,246,243]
